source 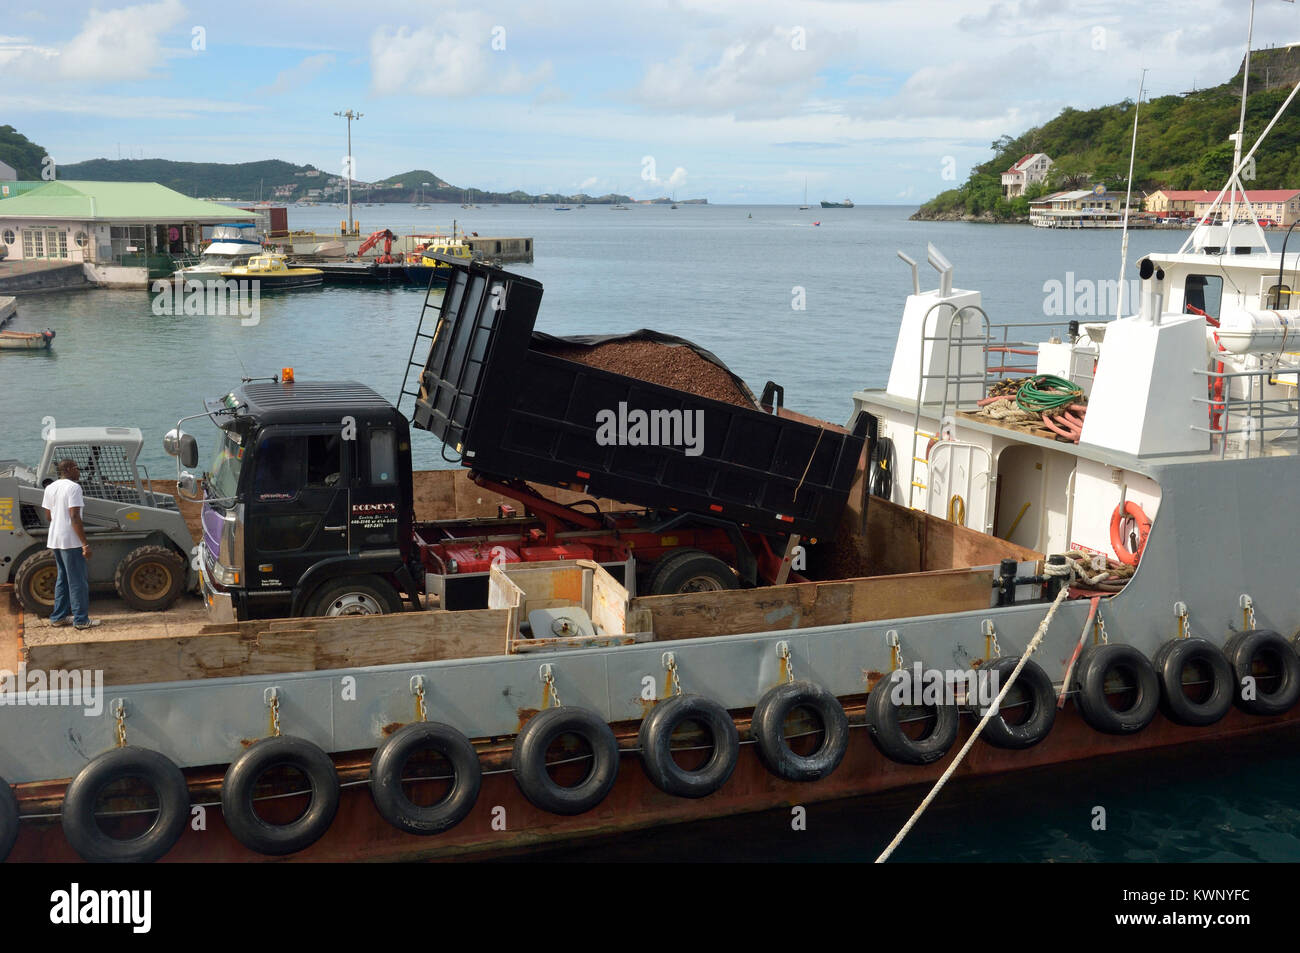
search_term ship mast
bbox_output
[1116,68,1147,321]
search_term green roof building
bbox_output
[0,180,260,286]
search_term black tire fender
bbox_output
[1225,629,1300,716]
[221,736,339,856]
[752,680,849,781]
[1153,637,1234,726]
[511,707,619,815]
[0,778,19,862]
[866,669,959,764]
[973,656,1057,749]
[369,722,481,835]
[638,694,739,798]
[61,747,190,863]
[1074,643,1160,734]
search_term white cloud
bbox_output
[369,14,552,97]
[259,52,336,95]
[1,92,257,120]
[57,0,186,81]
[578,176,599,189]
[632,25,842,119]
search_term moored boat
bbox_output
[0,328,54,350]
[223,253,323,289]
[173,223,263,280]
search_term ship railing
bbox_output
[1191,364,1300,458]
[907,309,1078,509]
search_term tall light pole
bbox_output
[334,109,363,235]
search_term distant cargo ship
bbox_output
[821,198,855,208]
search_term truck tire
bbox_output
[13,550,57,617]
[114,544,187,612]
[648,550,738,596]
[304,575,403,617]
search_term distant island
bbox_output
[0,128,708,206]
[913,45,1300,223]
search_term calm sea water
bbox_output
[5,204,1295,862]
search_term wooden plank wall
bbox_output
[633,567,995,642]
[23,608,508,686]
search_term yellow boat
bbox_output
[222,253,323,289]
[410,240,473,270]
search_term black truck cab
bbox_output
[198,379,417,621]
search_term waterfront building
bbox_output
[0,180,257,287]
[1001,153,1053,198]
[1028,187,1126,227]
[1144,189,1300,225]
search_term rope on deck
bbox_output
[874,559,1075,863]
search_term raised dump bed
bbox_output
[409,257,870,540]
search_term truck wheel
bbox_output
[114,545,187,612]
[305,576,403,617]
[13,550,58,617]
[648,550,738,596]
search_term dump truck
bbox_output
[169,256,872,620]
[1,427,197,615]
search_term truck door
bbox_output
[245,427,351,610]
[347,422,404,557]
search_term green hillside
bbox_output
[0,125,50,179]
[45,156,634,205]
[914,55,1300,221]
[57,157,318,200]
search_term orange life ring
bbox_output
[1110,501,1151,567]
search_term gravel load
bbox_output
[535,337,758,409]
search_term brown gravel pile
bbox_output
[536,339,756,409]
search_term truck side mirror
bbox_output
[164,429,199,469]
[177,471,201,501]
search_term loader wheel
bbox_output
[115,545,186,612]
[13,550,58,617]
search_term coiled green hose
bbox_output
[1016,374,1083,413]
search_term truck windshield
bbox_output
[209,431,243,499]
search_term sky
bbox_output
[1,0,1297,203]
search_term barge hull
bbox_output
[9,702,1298,862]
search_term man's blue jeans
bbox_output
[49,547,90,626]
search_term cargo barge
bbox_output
[10,60,1300,857]
[5,218,1300,861]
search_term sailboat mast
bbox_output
[1116,68,1147,321]
[1229,0,1256,230]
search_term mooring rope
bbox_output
[874,560,1075,863]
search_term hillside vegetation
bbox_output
[0,125,49,179]
[914,56,1300,221]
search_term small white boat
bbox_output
[174,223,262,280]
[0,328,55,350]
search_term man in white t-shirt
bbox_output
[40,459,101,630]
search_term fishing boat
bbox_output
[0,328,54,350]
[222,253,323,289]
[173,223,262,280]
[820,198,854,208]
